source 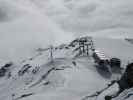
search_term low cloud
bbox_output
[41,0,133,38]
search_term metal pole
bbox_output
[50,45,53,63]
[79,41,82,54]
[87,44,89,56]
[83,42,85,53]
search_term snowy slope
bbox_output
[0,0,133,100]
[0,38,105,100]
[0,37,133,100]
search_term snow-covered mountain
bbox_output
[0,0,133,100]
[0,37,133,100]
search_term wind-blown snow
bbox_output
[0,0,74,62]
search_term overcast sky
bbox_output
[0,0,133,38]
[39,0,133,38]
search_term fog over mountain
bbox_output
[0,1,133,100]
[0,0,133,61]
[0,0,74,62]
